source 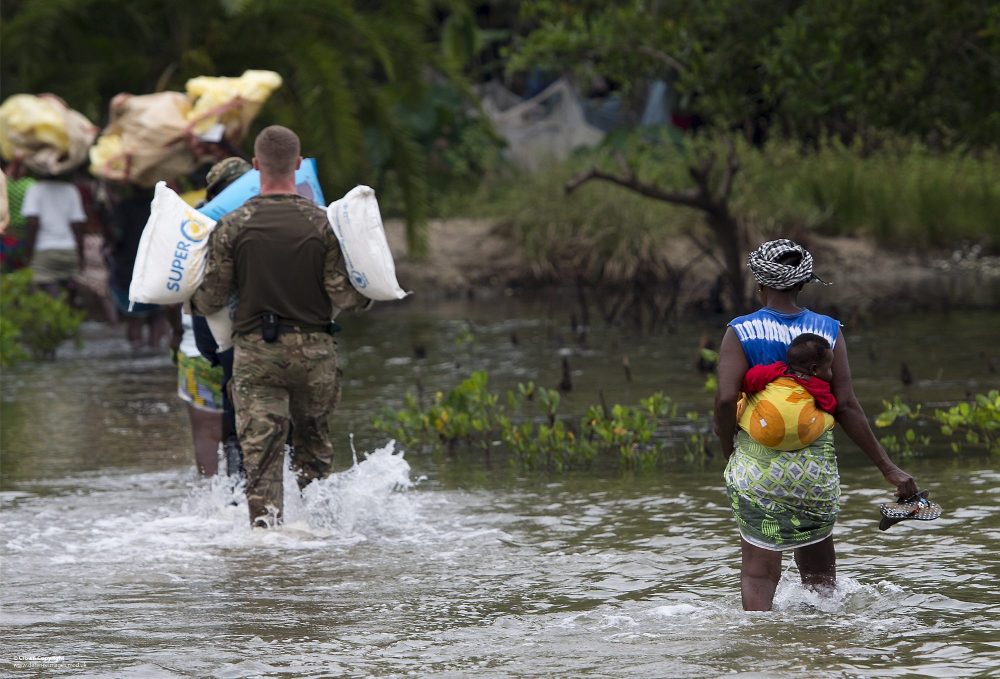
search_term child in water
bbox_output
[737,333,837,450]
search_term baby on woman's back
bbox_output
[737,333,837,450]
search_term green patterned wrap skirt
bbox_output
[724,429,840,551]
[176,352,224,413]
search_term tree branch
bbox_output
[684,228,726,271]
[637,45,687,74]
[612,151,633,180]
[687,154,715,190]
[565,167,706,210]
[716,139,740,203]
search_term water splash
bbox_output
[180,439,421,540]
[772,572,910,615]
[286,440,421,535]
[4,440,420,571]
[648,603,702,618]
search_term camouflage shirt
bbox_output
[192,193,369,334]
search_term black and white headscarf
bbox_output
[747,239,829,290]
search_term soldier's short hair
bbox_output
[254,125,300,177]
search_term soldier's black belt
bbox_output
[255,312,340,343]
[237,323,338,338]
[278,323,330,334]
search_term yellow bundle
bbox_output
[89,91,196,187]
[0,94,98,175]
[89,70,282,187]
[186,70,283,138]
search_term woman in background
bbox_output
[175,307,223,475]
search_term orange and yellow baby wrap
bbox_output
[737,377,835,451]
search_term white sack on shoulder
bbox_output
[129,181,216,306]
[205,304,234,352]
[326,185,408,301]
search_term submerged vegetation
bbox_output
[372,371,713,472]
[876,391,1000,456]
[373,370,1000,472]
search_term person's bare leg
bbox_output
[148,310,171,349]
[794,535,837,594]
[741,538,783,611]
[187,405,222,476]
[100,290,119,325]
[126,317,144,350]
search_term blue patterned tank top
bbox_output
[728,307,841,367]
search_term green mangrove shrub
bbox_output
[372,371,710,471]
[371,371,500,457]
[875,391,1000,455]
[0,269,84,364]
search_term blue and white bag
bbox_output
[128,182,216,307]
[199,157,325,220]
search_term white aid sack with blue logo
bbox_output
[326,185,408,301]
[128,181,216,306]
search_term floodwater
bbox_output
[2,299,999,678]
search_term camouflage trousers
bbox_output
[232,332,341,527]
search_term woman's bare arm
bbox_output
[830,328,918,497]
[714,327,748,459]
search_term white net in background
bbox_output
[480,78,605,171]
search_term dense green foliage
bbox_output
[498,1,999,311]
[453,135,1000,294]
[0,0,500,252]
[0,270,85,364]
[736,139,1000,248]
[510,0,1000,146]
[3,1,994,301]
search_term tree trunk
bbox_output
[706,210,746,312]
[565,142,748,313]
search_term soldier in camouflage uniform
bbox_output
[192,126,370,528]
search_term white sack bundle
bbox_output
[326,185,408,301]
[205,305,235,352]
[129,181,216,307]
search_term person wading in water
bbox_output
[714,238,918,611]
[192,126,371,528]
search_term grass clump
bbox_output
[741,139,1000,249]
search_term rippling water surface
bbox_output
[2,302,998,677]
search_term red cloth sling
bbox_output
[743,361,838,414]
